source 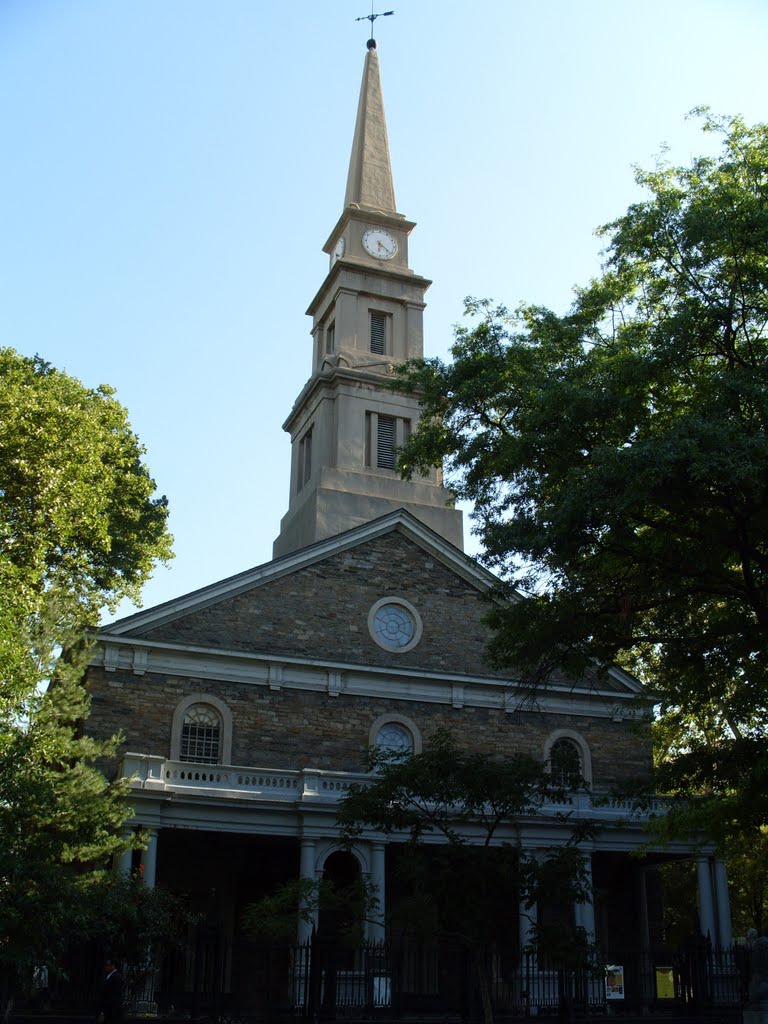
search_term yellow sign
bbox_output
[655,967,675,1000]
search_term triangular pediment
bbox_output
[104,509,492,637]
[97,510,643,702]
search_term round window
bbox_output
[368,597,423,652]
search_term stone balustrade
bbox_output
[120,752,370,802]
[119,751,674,824]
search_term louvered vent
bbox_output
[377,415,396,469]
[370,312,386,354]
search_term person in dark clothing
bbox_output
[98,959,123,1024]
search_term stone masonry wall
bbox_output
[135,533,511,679]
[88,529,652,790]
[86,665,652,791]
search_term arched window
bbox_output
[171,693,233,765]
[376,722,414,758]
[548,737,581,788]
[180,704,222,764]
[543,729,591,788]
[369,713,422,760]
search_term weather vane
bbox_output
[355,4,394,49]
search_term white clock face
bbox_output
[362,228,398,261]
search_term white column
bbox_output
[297,839,318,943]
[697,856,716,941]
[368,841,386,942]
[114,832,133,876]
[713,859,732,947]
[574,852,595,943]
[141,829,158,888]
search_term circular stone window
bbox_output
[368,597,423,653]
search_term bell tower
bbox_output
[273,41,463,558]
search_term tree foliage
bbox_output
[0,350,174,994]
[0,646,133,991]
[242,877,376,946]
[337,730,595,1023]
[725,827,768,936]
[396,112,768,839]
[0,348,172,717]
[73,871,199,1001]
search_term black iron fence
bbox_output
[285,941,748,1019]
[18,938,751,1022]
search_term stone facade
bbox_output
[87,666,652,789]
[136,532,496,675]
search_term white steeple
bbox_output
[344,42,397,214]
[273,43,463,558]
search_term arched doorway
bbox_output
[318,850,364,945]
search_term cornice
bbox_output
[281,363,420,434]
[306,256,431,318]
[118,773,697,854]
[91,630,646,720]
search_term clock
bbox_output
[362,227,398,260]
[331,237,345,266]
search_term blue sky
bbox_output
[1,0,766,618]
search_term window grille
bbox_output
[549,738,581,788]
[180,704,221,764]
[376,722,414,757]
[370,311,386,355]
[325,322,335,354]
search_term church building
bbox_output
[85,40,732,1013]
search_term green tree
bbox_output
[725,828,768,936]
[395,112,768,843]
[0,349,173,1002]
[336,730,595,1024]
[242,876,376,945]
[72,871,199,1008]
[0,349,172,718]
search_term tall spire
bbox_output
[344,42,396,213]
[272,39,464,559]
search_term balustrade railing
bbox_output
[120,752,677,823]
[121,752,370,803]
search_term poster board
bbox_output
[605,965,625,1000]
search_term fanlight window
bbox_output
[549,738,581,788]
[376,722,414,759]
[180,704,222,764]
